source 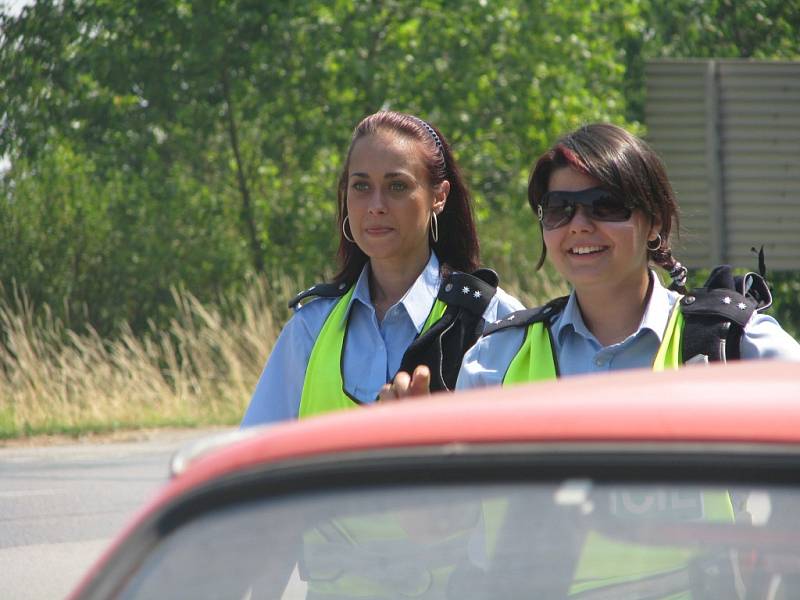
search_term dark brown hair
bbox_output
[528,123,686,290]
[333,111,480,285]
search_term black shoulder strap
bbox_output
[397,268,499,392]
[287,281,350,309]
[436,268,498,316]
[681,265,766,362]
[483,296,569,336]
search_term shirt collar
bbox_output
[554,271,680,345]
[639,272,679,342]
[345,252,442,333]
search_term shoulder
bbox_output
[741,313,800,360]
[483,296,569,336]
[485,286,525,321]
[437,268,498,316]
[287,281,351,310]
[678,288,757,327]
[283,282,349,338]
[438,267,524,321]
[679,267,773,329]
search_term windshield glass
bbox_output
[116,482,799,599]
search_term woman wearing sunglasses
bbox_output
[452,122,800,390]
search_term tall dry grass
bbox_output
[0,276,296,438]
[0,271,563,439]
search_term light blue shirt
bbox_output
[457,272,800,389]
[242,253,524,425]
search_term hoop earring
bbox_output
[647,233,662,251]
[342,215,355,243]
[430,211,439,243]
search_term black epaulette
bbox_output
[436,268,498,316]
[681,265,771,362]
[287,281,350,310]
[483,296,569,336]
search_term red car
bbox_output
[69,361,800,599]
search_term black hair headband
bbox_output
[411,116,443,154]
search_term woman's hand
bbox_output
[378,365,431,401]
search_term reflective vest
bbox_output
[298,286,448,418]
[503,297,685,384]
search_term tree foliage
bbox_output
[1,0,797,336]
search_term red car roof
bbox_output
[171,360,799,497]
[68,361,799,599]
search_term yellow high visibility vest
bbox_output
[299,286,447,418]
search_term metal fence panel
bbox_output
[645,60,800,271]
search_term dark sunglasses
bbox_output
[537,187,633,230]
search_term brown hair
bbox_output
[333,111,480,285]
[528,123,686,291]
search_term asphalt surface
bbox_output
[0,428,229,600]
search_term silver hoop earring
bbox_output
[342,215,355,243]
[647,233,662,252]
[430,212,439,243]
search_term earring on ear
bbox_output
[342,215,355,243]
[647,233,662,251]
[430,212,439,243]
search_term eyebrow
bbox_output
[349,171,412,179]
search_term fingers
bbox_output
[378,371,409,402]
[408,365,431,397]
[378,366,431,402]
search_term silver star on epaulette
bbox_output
[722,296,731,304]
[473,290,482,299]
[462,286,470,294]
[506,314,516,321]
[738,302,747,310]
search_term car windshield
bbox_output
[115,481,799,600]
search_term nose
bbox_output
[568,204,595,233]
[367,189,388,215]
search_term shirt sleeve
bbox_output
[741,312,800,361]
[456,327,526,390]
[240,300,331,426]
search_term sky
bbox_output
[1,0,35,174]
[2,0,32,18]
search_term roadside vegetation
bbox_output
[0,277,287,438]
[1,0,797,437]
[0,272,566,439]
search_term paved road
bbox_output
[0,428,229,600]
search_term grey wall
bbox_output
[645,60,800,271]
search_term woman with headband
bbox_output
[242,110,522,425]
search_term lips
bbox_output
[365,226,394,235]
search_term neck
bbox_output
[369,251,431,320]
[574,271,653,347]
